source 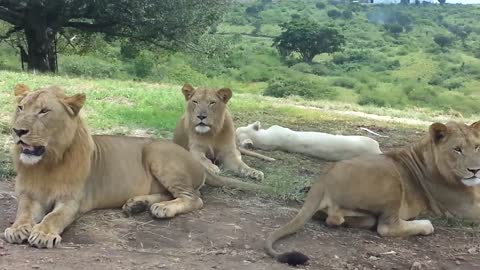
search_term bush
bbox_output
[264,77,338,99]
[358,86,408,108]
[60,55,121,78]
[315,2,326,9]
[327,9,342,19]
[433,34,453,49]
[332,77,357,89]
[342,10,353,19]
[133,52,155,78]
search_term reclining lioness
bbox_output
[265,121,480,266]
[4,84,261,248]
[173,84,264,180]
[236,121,382,161]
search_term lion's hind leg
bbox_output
[123,193,173,216]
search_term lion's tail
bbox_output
[239,148,275,162]
[264,180,325,266]
[204,171,268,192]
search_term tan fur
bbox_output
[173,84,265,180]
[265,121,480,264]
[4,84,262,249]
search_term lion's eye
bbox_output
[476,145,480,152]
[192,100,198,104]
[39,108,50,115]
[17,106,23,112]
[209,101,216,106]
[454,147,463,154]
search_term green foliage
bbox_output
[433,34,453,49]
[133,52,155,78]
[273,18,345,62]
[315,2,326,9]
[327,9,343,19]
[264,77,338,99]
[59,55,122,78]
[384,24,404,36]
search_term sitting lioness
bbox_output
[4,84,262,249]
[173,84,264,180]
[265,121,480,266]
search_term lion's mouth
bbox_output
[18,141,46,156]
[461,177,480,187]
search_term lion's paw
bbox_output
[413,219,434,235]
[150,202,177,219]
[28,225,62,248]
[241,168,264,181]
[122,198,148,216]
[207,164,221,175]
[4,223,33,244]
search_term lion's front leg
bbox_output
[4,195,44,244]
[190,148,221,175]
[28,200,80,248]
[222,150,264,181]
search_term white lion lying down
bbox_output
[236,121,382,161]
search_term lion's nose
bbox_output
[13,128,29,137]
[467,168,480,175]
[197,114,207,120]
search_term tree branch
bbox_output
[64,21,115,32]
[0,6,23,25]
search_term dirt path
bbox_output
[1,178,480,270]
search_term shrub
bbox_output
[342,10,353,19]
[315,2,326,9]
[327,9,342,19]
[60,55,121,78]
[358,86,408,108]
[133,52,155,78]
[332,77,357,89]
[433,34,453,49]
[264,77,337,99]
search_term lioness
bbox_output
[236,121,382,161]
[265,121,480,266]
[4,84,262,248]
[173,84,264,180]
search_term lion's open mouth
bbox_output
[18,141,46,156]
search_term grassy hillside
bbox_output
[0,1,479,117]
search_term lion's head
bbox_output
[181,84,232,135]
[11,84,86,165]
[236,121,262,149]
[429,121,480,187]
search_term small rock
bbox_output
[410,262,422,270]
[156,264,166,269]
[334,255,339,259]
[368,256,379,261]
[31,266,40,269]
[244,244,251,250]
[455,260,461,265]
[468,247,477,254]
[48,259,54,264]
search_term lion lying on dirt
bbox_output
[236,121,382,161]
[265,120,480,266]
[4,84,262,248]
[173,84,266,180]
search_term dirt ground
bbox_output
[1,126,480,270]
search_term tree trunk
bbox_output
[23,1,58,73]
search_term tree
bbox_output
[384,24,404,37]
[0,0,227,72]
[327,9,342,19]
[437,0,446,4]
[273,19,345,63]
[433,34,453,50]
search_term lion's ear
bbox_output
[14,84,30,102]
[182,84,195,101]
[470,121,480,131]
[429,122,448,144]
[63,93,86,116]
[217,88,232,103]
[252,121,261,131]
